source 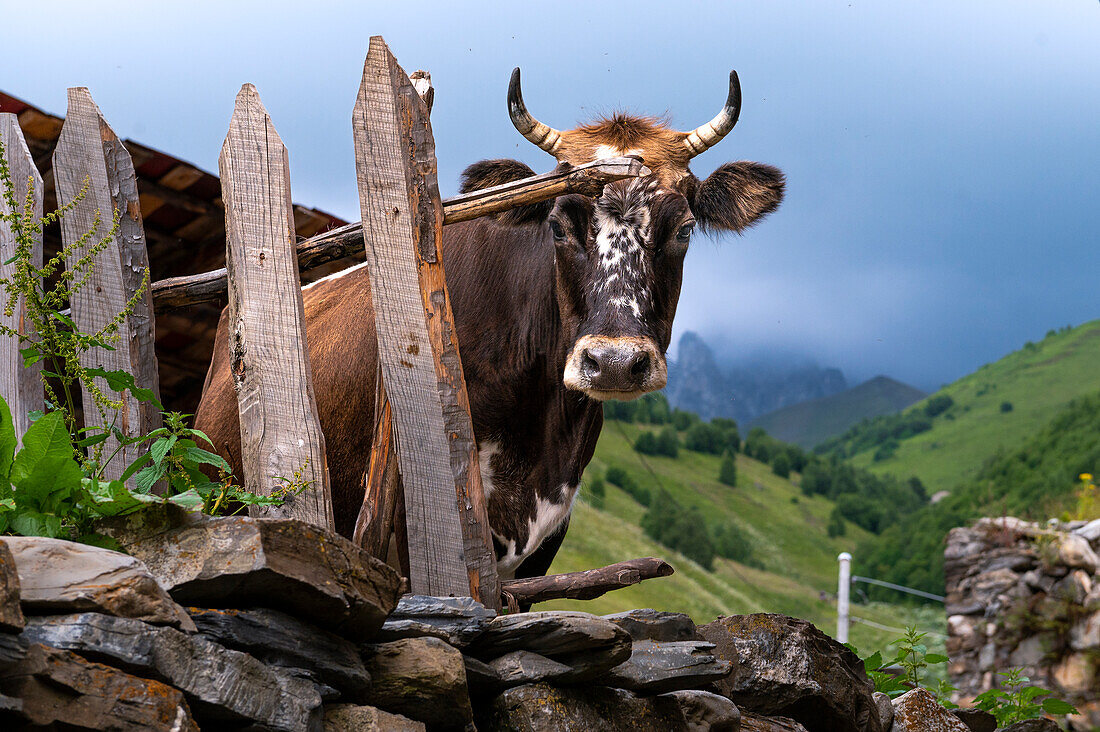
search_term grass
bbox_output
[849,321,1100,493]
[544,419,946,659]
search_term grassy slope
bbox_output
[544,420,945,656]
[751,376,926,449]
[850,321,1100,493]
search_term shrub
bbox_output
[672,409,700,431]
[719,453,737,486]
[656,426,680,458]
[827,506,846,537]
[684,423,725,455]
[605,465,651,506]
[923,394,954,418]
[772,453,791,479]
[641,490,715,569]
[633,431,659,455]
[1000,401,1014,413]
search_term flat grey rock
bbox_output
[1,536,192,630]
[480,682,706,731]
[377,595,496,647]
[470,610,632,661]
[660,690,741,731]
[488,650,572,688]
[951,707,995,732]
[873,691,893,729]
[0,643,199,731]
[21,612,321,730]
[604,608,698,641]
[606,639,732,693]
[189,606,369,700]
[100,513,402,642]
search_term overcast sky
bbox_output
[4,1,1098,390]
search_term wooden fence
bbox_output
[0,36,651,610]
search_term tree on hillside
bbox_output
[656,426,680,458]
[719,452,737,486]
[827,506,846,537]
[672,408,701,431]
[772,452,791,479]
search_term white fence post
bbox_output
[837,551,852,643]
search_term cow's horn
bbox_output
[683,70,742,157]
[508,68,563,155]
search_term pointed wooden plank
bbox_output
[353,36,499,606]
[0,114,44,445]
[220,84,334,529]
[52,89,161,481]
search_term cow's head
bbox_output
[461,69,784,402]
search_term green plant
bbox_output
[0,139,297,543]
[972,668,1078,724]
[855,627,951,704]
[718,452,737,486]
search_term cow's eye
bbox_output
[677,223,695,243]
[549,220,566,241]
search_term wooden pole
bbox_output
[148,156,649,312]
[499,557,674,608]
[219,83,334,530]
[353,36,499,607]
[52,89,161,483]
[0,114,44,445]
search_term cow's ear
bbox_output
[693,162,785,233]
[460,159,551,225]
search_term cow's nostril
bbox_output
[630,352,651,377]
[582,349,600,376]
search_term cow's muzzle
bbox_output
[563,335,667,401]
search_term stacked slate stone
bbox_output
[946,516,1100,731]
[0,505,898,731]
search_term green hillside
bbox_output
[819,321,1100,493]
[750,376,926,449]
[544,418,944,656]
[860,389,1100,596]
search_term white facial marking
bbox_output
[301,260,370,291]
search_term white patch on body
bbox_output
[493,484,578,579]
[301,260,370,291]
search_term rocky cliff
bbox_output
[665,332,847,423]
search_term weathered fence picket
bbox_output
[0,114,44,445]
[353,36,499,606]
[219,83,335,530]
[52,88,161,483]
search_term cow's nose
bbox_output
[581,344,651,392]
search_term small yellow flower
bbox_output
[1081,473,1094,482]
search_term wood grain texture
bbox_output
[52,89,161,482]
[353,36,498,605]
[219,83,334,530]
[149,157,649,312]
[353,367,400,558]
[500,558,675,606]
[0,114,44,446]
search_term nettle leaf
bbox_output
[10,511,64,538]
[151,435,177,465]
[82,479,159,517]
[120,452,152,484]
[84,367,163,410]
[863,651,884,671]
[188,428,215,447]
[924,654,949,664]
[1042,698,1079,715]
[10,411,83,505]
[134,462,167,493]
[0,394,16,481]
[183,446,229,473]
[167,489,203,510]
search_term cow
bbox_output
[194,68,784,582]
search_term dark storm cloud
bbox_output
[4,0,1097,390]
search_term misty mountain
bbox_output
[664,332,847,423]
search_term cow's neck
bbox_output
[444,219,604,575]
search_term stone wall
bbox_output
[945,516,1100,730]
[0,507,892,731]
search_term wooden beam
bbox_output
[52,88,161,483]
[148,156,648,311]
[219,83,334,530]
[0,113,45,446]
[353,36,499,607]
[500,558,675,608]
